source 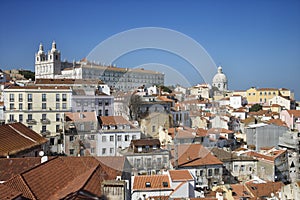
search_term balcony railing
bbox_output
[7,119,17,123]
[40,130,51,136]
[26,119,37,125]
[40,118,51,124]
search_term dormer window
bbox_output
[162,182,168,187]
[145,182,151,188]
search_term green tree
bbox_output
[249,103,262,112]
[128,94,142,121]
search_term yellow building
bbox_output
[246,87,292,105]
[4,85,72,137]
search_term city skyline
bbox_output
[0,0,300,99]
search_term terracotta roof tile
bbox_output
[245,182,283,198]
[100,116,131,126]
[0,123,48,157]
[133,175,171,190]
[0,157,44,181]
[169,170,193,181]
[0,184,23,200]
[65,112,97,122]
[287,110,300,117]
[171,144,223,167]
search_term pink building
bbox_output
[280,110,300,131]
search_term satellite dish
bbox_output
[39,151,44,157]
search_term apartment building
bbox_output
[4,85,72,137]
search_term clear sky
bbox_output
[1,0,300,99]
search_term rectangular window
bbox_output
[208,169,213,176]
[56,103,60,110]
[42,94,46,102]
[102,136,106,142]
[56,94,60,101]
[42,114,46,120]
[214,168,219,175]
[10,103,14,110]
[90,135,95,140]
[42,125,46,132]
[102,148,106,155]
[27,94,32,102]
[110,148,114,155]
[9,114,14,122]
[19,114,23,122]
[91,148,95,154]
[9,94,14,102]
[117,135,122,141]
[99,101,103,106]
[62,103,67,110]
[28,114,32,120]
[98,110,102,116]
[69,149,74,155]
[234,165,238,172]
[18,94,23,102]
[125,135,129,141]
[56,125,60,133]
[28,103,32,110]
[19,103,23,110]
[132,135,137,140]
[56,114,60,122]
[241,165,245,171]
[105,100,109,106]
[42,103,46,110]
[105,109,109,116]
[110,135,114,142]
[62,94,67,101]
[70,136,74,142]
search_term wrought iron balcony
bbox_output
[26,119,37,125]
[40,118,51,124]
[40,130,51,136]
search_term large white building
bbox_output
[34,42,164,92]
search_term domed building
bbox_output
[212,66,228,91]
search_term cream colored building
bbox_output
[4,85,72,137]
[246,87,293,105]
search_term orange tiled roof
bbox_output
[0,123,48,157]
[0,157,46,181]
[266,119,287,127]
[100,116,131,126]
[287,110,300,117]
[245,181,283,199]
[172,144,223,167]
[133,175,171,190]
[3,156,126,199]
[230,184,253,199]
[0,184,22,200]
[207,128,233,134]
[196,128,208,137]
[169,170,193,181]
[65,112,97,122]
[0,101,4,106]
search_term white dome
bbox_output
[213,66,227,83]
[212,66,228,91]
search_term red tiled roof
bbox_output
[0,101,4,106]
[287,110,300,117]
[172,144,223,167]
[266,119,287,127]
[0,123,48,157]
[133,175,171,190]
[100,116,131,126]
[3,156,125,199]
[0,157,45,181]
[169,170,193,181]
[207,128,233,134]
[196,128,208,137]
[0,184,23,200]
[65,112,97,122]
[245,182,283,199]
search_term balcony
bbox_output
[7,119,17,123]
[26,119,37,125]
[40,118,51,124]
[40,130,51,136]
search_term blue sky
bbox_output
[1,0,300,99]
